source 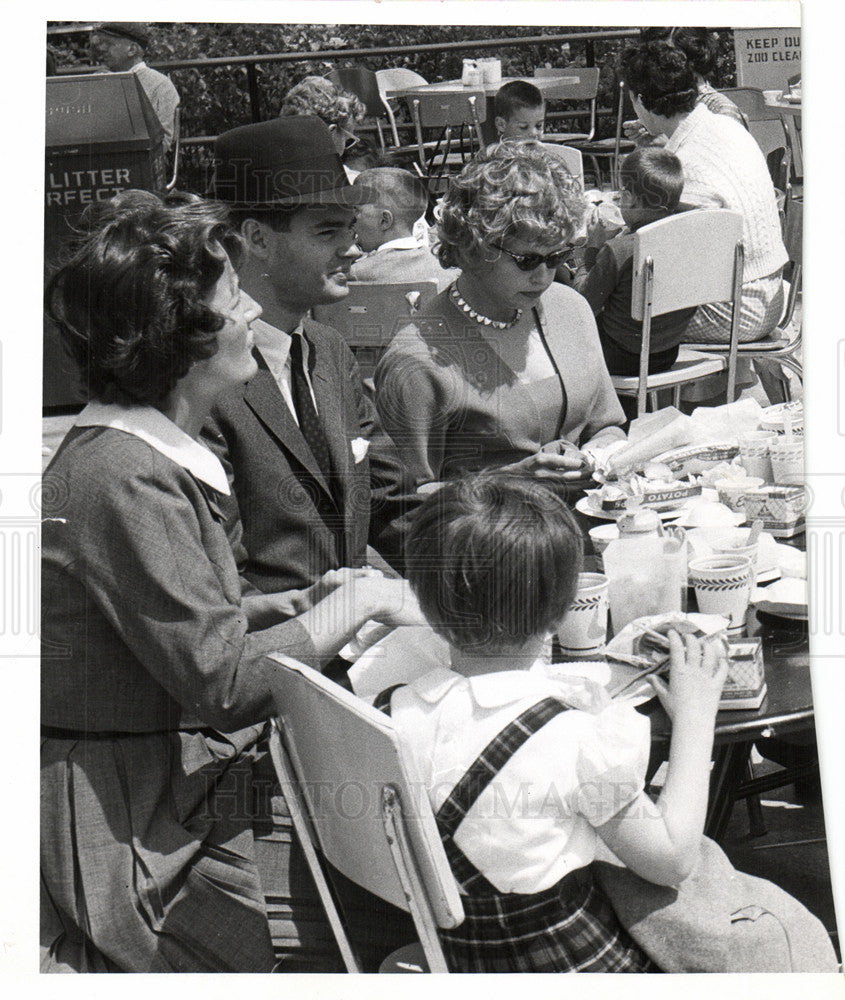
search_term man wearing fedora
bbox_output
[93,22,180,151]
[206,115,418,609]
[205,114,418,970]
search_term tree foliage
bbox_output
[47,22,738,192]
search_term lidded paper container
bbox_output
[478,57,502,84]
[462,59,482,86]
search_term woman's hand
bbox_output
[623,118,652,141]
[354,574,428,628]
[649,630,730,725]
[302,567,378,608]
[506,443,596,484]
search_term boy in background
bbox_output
[493,80,546,141]
[568,146,696,376]
[351,167,457,290]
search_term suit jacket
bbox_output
[205,318,418,596]
[351,244,458,291]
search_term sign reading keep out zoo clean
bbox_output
[733,28,801,91]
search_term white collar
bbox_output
[74,401,230,495]
[371,236,424,254]
[252,317,308,371]
[129,61,148,73]
[411,660,607,711]
[411,658,552,708]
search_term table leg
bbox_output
[705,740,753,842]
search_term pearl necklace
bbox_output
[449,283,522,330]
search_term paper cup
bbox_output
[557,572,609,654]
[705,528,760,589]
[738,431,777,483]
[714,477,765,513]
[689,555,752,632]
[768,438,804,486]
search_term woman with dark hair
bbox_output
[619,40,787,346]
[40,191,422,972]
[635,27,748,127]
[374,141,626,490]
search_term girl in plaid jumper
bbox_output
[379,472,728,972]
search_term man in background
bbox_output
[92,21,180,151]
[351,167,456,290]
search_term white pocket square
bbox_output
[351,437,370,463]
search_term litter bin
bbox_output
[44,72,167,410]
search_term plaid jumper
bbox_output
[375,687,655,973]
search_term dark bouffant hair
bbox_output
[46,190,242,405]
[620,146,685,212]
[620,40,698,118]
[640,27,719,80]
[405,471,584,651]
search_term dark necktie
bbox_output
[289,333,333,485]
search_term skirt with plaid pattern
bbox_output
[438,864,656,973]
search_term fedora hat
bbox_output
[210,116,375,210]
[96,22,150,48]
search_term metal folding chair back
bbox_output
[682,202,803,402]
[611,210,744,415]
[375,68,429,147]
[536,142,584,188]
[717,86,774,121]
[534,66,599,142]
[311,280,438,381]
[565,79,636,188]
[329,66,391,149]
[406,90,487,193]
[263,653,464,973]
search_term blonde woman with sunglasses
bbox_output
[374,141,626,492]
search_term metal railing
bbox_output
[48,26,640,193]
[49,26,638,122]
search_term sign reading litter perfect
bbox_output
[44,72,166,409]
[733,28,801,91]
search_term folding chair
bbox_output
[536,141,584,188]
[312,280,438,383]
[610,210,744,416]
[405,90,487,195]
[263,653,464,973]
[683,202,803,404]
[375,67,429,148]
[720,86,802,181]
[328,66,393,151]
[567,80,636,190]
[533,66,599,143]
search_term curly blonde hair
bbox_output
[280,75,366,128]
[435,141,586,270]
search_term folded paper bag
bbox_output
[593,836,838,973]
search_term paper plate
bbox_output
[751,578,808,620]
[575,496,688,523]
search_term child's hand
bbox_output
[585,206,623,248]
[648,630,729,724]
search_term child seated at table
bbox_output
[569,146,697,376]
[493,80,546,141]
[351,167,457,290]
[376,470,729,973]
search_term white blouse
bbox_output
[391,662,650,895]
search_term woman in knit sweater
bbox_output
[620,40,788,344]
[373,142,626,489]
